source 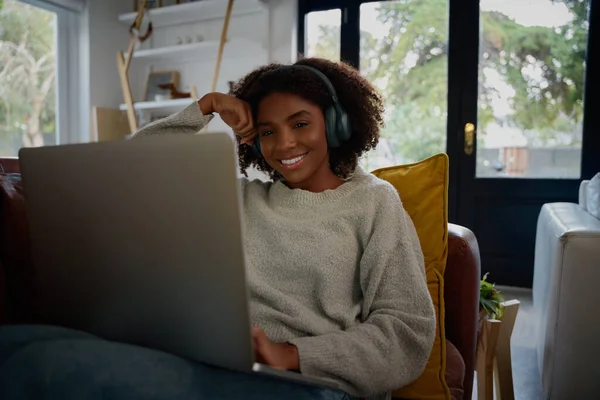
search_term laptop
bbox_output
[18,133,340,391]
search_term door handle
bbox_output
[464,123,475,155]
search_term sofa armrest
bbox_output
[579,180,590,211]
[444,223,481,400]
[0,158,20,174]
[0,158,20,324]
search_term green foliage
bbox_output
[0,0,56,153]
[309,0,589,166]
[480,273,505,319]
[312,25,340,62]
[480,3,586,139]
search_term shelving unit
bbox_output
[116,0,265,133]
[118,0,265,27]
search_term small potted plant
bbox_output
[476,274,520,397]
[479,273,504,327]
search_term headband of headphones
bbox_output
[292,64,340,102]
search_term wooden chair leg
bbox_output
[476,319,502,400]
[494,300,520,400]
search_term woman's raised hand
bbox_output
[198,93,257,144]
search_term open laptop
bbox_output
[18,133,340,391]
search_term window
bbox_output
[0,0,81,157]
[359,1,449,171]
[300,1,450,172]
[299,0,596,180]
[305,9,341,61]
[0,0,58,155]
[476,0,590,179]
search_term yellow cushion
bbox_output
[371,153,450,400]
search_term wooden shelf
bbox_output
[119,98,196,114]
[118,0,266,27]
[129,39,261,61]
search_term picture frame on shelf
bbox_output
[134,0,162,12]
[145,71,180,102]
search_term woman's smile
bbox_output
[278,152,309,170]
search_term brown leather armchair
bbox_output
[0,158,481,400]
[445,224,481,400]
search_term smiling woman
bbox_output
[124,57,437,400]
[231,58,384,184]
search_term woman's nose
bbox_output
[275,127,296,149]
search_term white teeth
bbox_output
[281,154,306,165]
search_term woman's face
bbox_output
[256,92,336,191]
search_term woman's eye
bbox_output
[294,122,308,129]
[261,130,273,136]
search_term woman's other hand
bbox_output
[252,327,299,371]
[198,93,257,144]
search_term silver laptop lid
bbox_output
[19,133,254,372]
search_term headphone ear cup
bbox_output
[336,109,351,142]
[324,106,341,148]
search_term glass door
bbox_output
[298,0,599,286]
[298,0,451,171]
[454,0,598,286]
[358,0,449,171]
[304,8,342,61]
[475,0,589,180]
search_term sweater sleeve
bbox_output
[129,101,214,139]
[288,183,436,398]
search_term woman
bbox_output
[0,58,435,400]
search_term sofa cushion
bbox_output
[372,153,450,400]
[396,339,465,400]
[0,257,5,324]
[445,339,465,400]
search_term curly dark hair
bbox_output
[229,58,384,180]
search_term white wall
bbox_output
[80,0,297,136]
[268,0,298,64]
[78,0,134,141]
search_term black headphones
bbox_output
[251,64,351,158]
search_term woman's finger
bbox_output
[233,105,249,131]
[234,129,252,139]
[233,103,253,135]
[240,135,255,146]
[245,103,254,131]
[235,124,252,135]
[238,126,256,137]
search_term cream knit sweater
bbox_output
[132,103,436,399]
